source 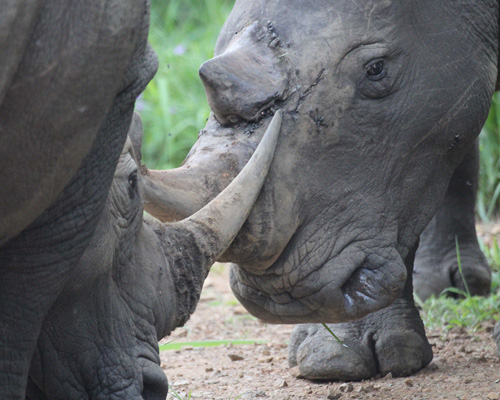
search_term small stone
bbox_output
[290,366,304,378]
[404,379,414,387]
[205,367,213,373]
[488,393,499,400]
[258,356,274,363]
[233,306,248,315]
[364,384,376,393]
[383,372,393,379]
[464,378,472,384]
[160,362,167,370]
[228,354,244,361]
[428,363,439,371]
[276,379,288,388]
[326,388,342,400]
[339,383,353,393]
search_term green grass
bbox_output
[159,339,267,351]
[167,386,192,400]
[417,237,500,332]
[417,292,500,332]
[479,234,500,293]
[139,0,235,169]
[479,92,500,221]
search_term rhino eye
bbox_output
[365,59,386,80]
[127,171,138,199]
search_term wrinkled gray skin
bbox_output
[24,112,280,400]
[144,0,500,380]
[1,1,154,397]
[0,1,281,398]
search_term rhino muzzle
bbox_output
[199,21,287,125]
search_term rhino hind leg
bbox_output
[413,142,491,301]
[288,293,432,380]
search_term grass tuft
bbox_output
[167,386,192,400]
[418,293,500,332]
[418,236,500,332]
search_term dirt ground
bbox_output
[159,263,500,400]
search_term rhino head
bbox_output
[144,0,498,324]
[26,112,281,399]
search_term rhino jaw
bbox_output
[229,245,408,324]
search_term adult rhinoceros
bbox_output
[144,0,500,380]
[0,1,281,399]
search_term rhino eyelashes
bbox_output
[365,59,386,80]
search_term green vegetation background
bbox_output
[140,0,235,170]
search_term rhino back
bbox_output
[0,0,150,245]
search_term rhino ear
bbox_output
[128,112,143,164]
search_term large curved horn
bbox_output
[166,110,281,261]
[143,167,224,222]
[142,128,256,223]
[149,112,280,335]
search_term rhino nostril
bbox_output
[141,363,169,400]
[200,54,285,126]
[199,23,286,126]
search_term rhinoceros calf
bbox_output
[0,1,282,398]
[24,112,280,399]
[144,0,500,380]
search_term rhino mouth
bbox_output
[138,357,169,400]
[228,241,408,324]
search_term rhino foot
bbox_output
[288,298,432,380]
[414,242,491,301]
